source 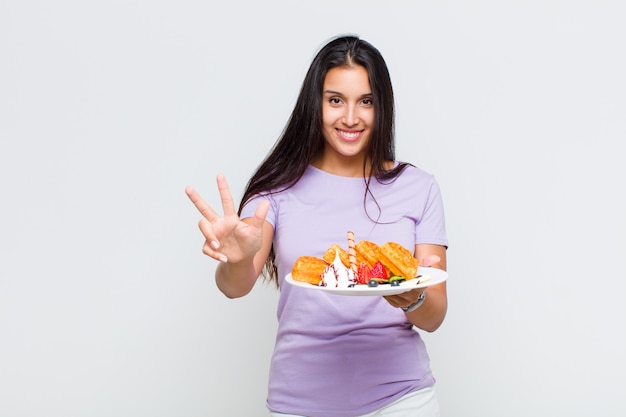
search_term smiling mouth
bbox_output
[337,129,361,141]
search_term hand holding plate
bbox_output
[383,254,441,307]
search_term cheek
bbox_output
[322,106,338,124]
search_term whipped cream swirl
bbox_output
[319,249,356,287]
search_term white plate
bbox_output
[285,266,447,296]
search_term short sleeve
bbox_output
[240,193,277,228]
[415,179,448,248]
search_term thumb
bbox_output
[251,199,270,229]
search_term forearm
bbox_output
[405,283,447,332]
[406,244,447,331]
[215,257,259,298]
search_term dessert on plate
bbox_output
[291,232,420,289]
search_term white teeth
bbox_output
[340,130,359,139]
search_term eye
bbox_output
[362,97,374,106]
[329,97,342,105]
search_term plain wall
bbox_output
[1,1,624,416]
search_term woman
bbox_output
[186,35,448,417]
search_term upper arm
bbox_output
[414,243,447,271]
[415,243,447,298]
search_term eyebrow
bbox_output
[323,90,373,97]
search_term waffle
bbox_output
[291,256,327,285]
[322,243,350,267]
[379,241,419,279]
[355,240,385,269]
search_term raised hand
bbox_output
[185,174,270,264]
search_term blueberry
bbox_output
[390,280,400,287]
[368,279,379,287]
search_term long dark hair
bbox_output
[239,35,409,284]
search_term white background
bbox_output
[1,1,625,416]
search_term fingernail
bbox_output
[219,255,228,263]
[211,241,219,249]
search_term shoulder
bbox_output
[384,162,438,185]
[400,162,434,178]
[378,163,443,206]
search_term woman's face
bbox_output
[320,65,374,168]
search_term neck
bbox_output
[311,154,370,178]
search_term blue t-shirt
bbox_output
[241,163,448,417]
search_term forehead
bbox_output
[323,65,371,92]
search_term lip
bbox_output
[336,129,363,142]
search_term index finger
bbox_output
[185,185,220,221]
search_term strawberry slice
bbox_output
[357,262,371,285]
[370,261,388,281]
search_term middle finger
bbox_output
[216,174,237,217]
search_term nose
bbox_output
[343,104,359,127]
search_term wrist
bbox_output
[401,290,426,313]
